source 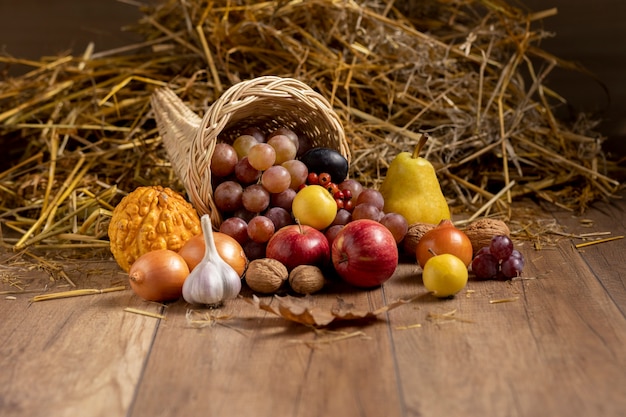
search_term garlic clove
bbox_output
[182,214,242,306]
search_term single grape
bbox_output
[351,203,382,221]
[242,184,270,213]
[213,181,243,212]
[232,208,256,223]
[234,157,262,184]
[264,206,294,231]
[380,212,409,244]
[324,224,344,248]
[508,249,525,273]
[243,240,267,261]
[261,165,291,194]
[297,141,313,157]
[241,126,266,143]
[270,188,296,212]
[232,134,260,158]
[211,143,238,177]
[219,216,249,245]
[268,127,299,151]
[247,143,276,171]
[247,215,275,243]
[475,246,491,257]
[471,253,499,279]
[338,179,363,202]
[490,235,514,261]
[267,135,297,165]
[355,188,384,211]
[331,208,352,226]
[281,159,308,189]
[501,256,524,279]
[510,249,525,265]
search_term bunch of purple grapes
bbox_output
[471,235,525,280]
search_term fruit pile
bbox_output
[209,126,409,265]
[109,125,527,304]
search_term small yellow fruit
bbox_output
[422,253,468,298]
[292,185,337,230]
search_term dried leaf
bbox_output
[245,294,417,327]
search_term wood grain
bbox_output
[550,195,626,315]
[0,261,159,417]
[128,287,404,417]
[384,236,626,415]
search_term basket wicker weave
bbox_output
[151,76,349,228]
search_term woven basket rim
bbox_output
[160,76,349,228]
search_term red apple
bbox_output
[265,223,330,270]
[332,219,399,288]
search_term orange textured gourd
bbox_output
[108,186,201,272]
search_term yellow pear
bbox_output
[379,134,450,225]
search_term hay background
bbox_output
[0,0,622,250]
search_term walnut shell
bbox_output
[245,258,288,294]
[463,218,511,254]
[402,222,436,255]
[288,265,326,295]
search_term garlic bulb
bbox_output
[182,214,242,306]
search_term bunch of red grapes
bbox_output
[471,235,525,279]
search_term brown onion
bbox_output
[178,232,248,277]
[128,249,190,301]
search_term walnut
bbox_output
[245,258,288,294]
[463,218,511,254]
[402,222,436,255]
[289,265,326,295]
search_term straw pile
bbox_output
[0,0,621,251]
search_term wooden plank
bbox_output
[550,190,626,315]
[0,257,159,417]
[128,285,405,417]
[384,240,626,416]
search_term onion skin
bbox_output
[178,232,248,277]
[177,235,204,270]
[128,249,190,301]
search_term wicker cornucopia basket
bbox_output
[151,76,350,228]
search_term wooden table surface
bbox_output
[1,189,625,417]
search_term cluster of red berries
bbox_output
[298,172,354,210]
